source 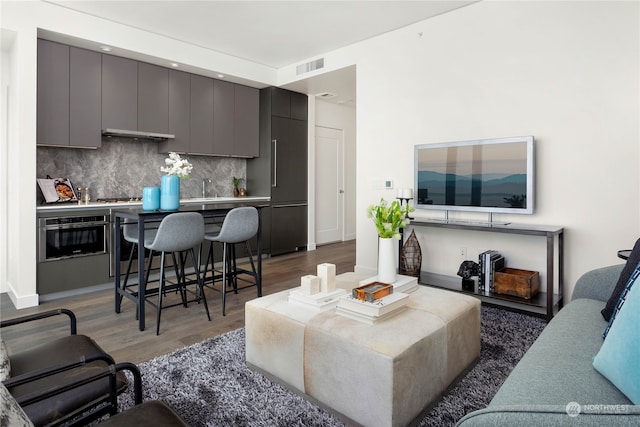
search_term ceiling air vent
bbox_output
[296,58,324,75]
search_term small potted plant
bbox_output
[232,176,244,197]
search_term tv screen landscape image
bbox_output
[414,136,534,214]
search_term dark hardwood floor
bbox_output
[1,240,355,364]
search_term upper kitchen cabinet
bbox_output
[234,85,260,157]
[270,87,308,121]
[159,69,190,154]
[138,62,169,134]
[37,39,69,147]
[102,55,137,131]
[213,79,234,156]
[189,74,215,155]
[37,39,101,148]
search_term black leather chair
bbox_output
[0,358,188,427]
[0,309,130,426]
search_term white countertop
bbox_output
[36,196,270,213]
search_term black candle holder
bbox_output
[396,197,414,220]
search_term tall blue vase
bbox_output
[160,175,180,211]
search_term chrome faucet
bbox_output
[202,178,212,198]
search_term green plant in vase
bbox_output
[367,198,412,239]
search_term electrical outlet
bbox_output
[460,246,467,259]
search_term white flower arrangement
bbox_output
[160,152,193,179]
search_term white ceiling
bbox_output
[43,0,476,105]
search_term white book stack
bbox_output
[336,292,410,324]
[358,274,419,294]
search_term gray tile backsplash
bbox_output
[37,137,247,201]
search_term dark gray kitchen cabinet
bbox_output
[247,87,308,255]
[69,47,101,148]
[234,85,259,157]
[271,116,307,203]
[189,74,214,155]
[37,39,69,146]
[271,205,307,255]
[290,91,308,121]
[159,69,190,154]
[102,55,138,131]
[270,87,308,121]
[138,62,169,134]
[213,79,234,156]
[37,40,101,148]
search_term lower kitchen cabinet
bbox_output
[37,253,111,295]
[270,205,307,256]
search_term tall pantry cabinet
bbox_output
[247,87,308,255]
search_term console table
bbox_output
[401,219,563,320]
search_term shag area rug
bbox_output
[118,306,547,426]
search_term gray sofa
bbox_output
[457,264,640,426]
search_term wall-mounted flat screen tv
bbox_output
[414,136,534,214]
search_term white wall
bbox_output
[281,1,640,299]
[355,1,639,299]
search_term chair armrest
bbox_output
[3,352,115,391]
[3,357,143,426]
[0,308,77,335]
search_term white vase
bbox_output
[377,237,397,284]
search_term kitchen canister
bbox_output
[160,175,180,210]
[142,186,161,211]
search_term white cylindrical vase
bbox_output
[378,237,397,284]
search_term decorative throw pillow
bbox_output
[601,237,640,321]
[602,260,640,339]
[593,269,640,404]
[0,382,33,427]
[0,338,10,381]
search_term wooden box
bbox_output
[352,282,393,302]
[493,268,540,300]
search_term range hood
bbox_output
[102,128,175,141]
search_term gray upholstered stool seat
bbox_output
[203,207,260,315]
[143,212,210,334]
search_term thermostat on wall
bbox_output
[385,179,394,189]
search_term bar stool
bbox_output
[143,212,210,334]
[120,219,159,299]
[202,207,260,316]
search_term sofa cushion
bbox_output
[602,261,640,339]
[601,238,640,321]
[490,299,632,407]
[593,270,640,404]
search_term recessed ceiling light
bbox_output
[170,63,179,68]
[99,46,112,52]
[217,74,225,79]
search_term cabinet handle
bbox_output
[272,139,277,188]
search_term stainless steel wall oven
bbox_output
[38,214,109,262]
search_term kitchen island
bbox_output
[112,198,270,331]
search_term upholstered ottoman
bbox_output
[245,272,480,427]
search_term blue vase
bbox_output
[160,175,180,211]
